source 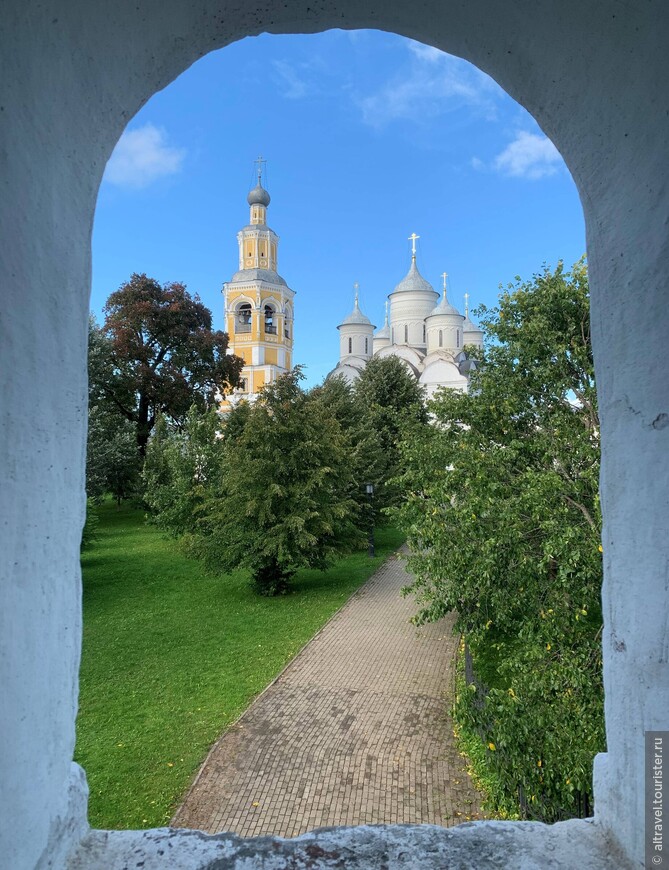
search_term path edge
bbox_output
[170,545,408,827]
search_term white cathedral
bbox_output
[329,233,483,397]
[221,164,483,404]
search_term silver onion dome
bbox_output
[393,259,436,295]
[247,184,271,207]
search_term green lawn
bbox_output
[76,502,404,830]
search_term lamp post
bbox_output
[365,482,375,558]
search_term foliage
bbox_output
[143,407,224,539]
[76,500,404,829]
[190,369,364,595]
[452,639,520,820]
[352,356,428,510]
[86,404,142,505]
[392,259,604,820]
[144,370,362,595]
[308,375,386,520]
[90,275,243,455]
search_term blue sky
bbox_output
[93,30,585,386]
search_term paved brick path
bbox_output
[172,551,485,836]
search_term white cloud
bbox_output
[272,60,314,100]
[104,123,185,189]
[406,40,443,64]
[356,39,498,129]
[492,130,563,180]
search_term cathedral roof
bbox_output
[228,268,287,286]
[339,291,373,327]
[392,259,436,295]
[428,289,462,318]
[247,183,271,207]
[463,314,483,333]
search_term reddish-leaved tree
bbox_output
[93,273,243,455]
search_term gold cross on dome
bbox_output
[353,281,360,304]
[464,291,470,316]
[254,154,266,183]
[408,233,420,257]
[441,272,448,291]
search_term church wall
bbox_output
[463,331,483,350]
[419,358,468,398]
[389,289,438,349]
[426,321,462,353]
[339,327,373,360]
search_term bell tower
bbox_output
[221,158,295,408]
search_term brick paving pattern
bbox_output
[172,551,485,836]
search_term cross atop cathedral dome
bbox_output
[428,272,461,317]
[247,154,271,207]
[462,291,483,334]
[340,283,373,326]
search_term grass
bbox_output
[76,501,404,830]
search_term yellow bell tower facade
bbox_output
[221,160,295,409]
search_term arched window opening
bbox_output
[236,303,252,333]
[457,330,460,348]
[264,304,277,335]
[76,27,610,867]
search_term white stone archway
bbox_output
[1,2,667,867]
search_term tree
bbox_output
[143,406,224,539]
[86,404,142,506]
[193,369,363,595]
[393,259,603,820]
[352,355,428,509]
[91,274,243,455]
[307,376,386,518]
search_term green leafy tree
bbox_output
[352,356,428,509]
[86,404,142,506]
[308,376,386,517]
[393,259,603,820]
[143,407,224,539]
[91,274,243,455]
[194,369,363,595]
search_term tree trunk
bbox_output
[253,560,292,596]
